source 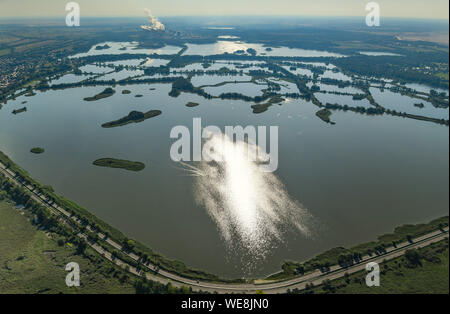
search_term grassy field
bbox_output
[0,201,135,294]
[296,239,449,294]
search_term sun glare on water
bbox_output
[179,131,313,269]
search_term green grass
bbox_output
[92,158,145,172]
[0,201,135,294]
[299,239,449,294]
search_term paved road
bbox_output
[1,161,448,293]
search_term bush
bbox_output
[405,249,422,267]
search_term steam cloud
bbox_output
[141,8,165,31]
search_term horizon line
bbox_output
[0,15,448,21]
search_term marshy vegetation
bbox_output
[30,147,45,154]
[93,158,145,171]
[315,108,335,124]
[12,107,27,115]
[83,87,115,101]
[101,110,162,128]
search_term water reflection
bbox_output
[189,131,313,269]
[183,41,346,57]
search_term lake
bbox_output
[0,43,448,278]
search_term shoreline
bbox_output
[0,149,448,292]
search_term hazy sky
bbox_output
[0,0,448,19]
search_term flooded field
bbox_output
[1,42,448,278]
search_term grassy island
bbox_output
[101,110,162,128]
[30,147,45,154]
[251,95,284,114]
[93,158,145,171]
[169,78,202,97]
[251,103,271,114]
[122,90,131,94]
[95,44,111,50]
[83,88,115,101]
[316,109,335,124]
[12,107,27,114]
[186,102,199,107]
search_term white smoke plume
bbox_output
[141,8,165,31]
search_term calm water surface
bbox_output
[0,57,448,278]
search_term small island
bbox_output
[414,103,425,108]
[12,107,27,114]
[169,78,198,97]
[251,103,271,114]
[316,108,336,125]
[93,158,145,172]
[84,88,115,101]
[122,90,131,94]
[246,48,257,56]
[251,95,283,114]
[30,147,45,154]
[95,44,111,50]
[135,94,143,98]
[186,102,199,107]
[101,110,162,128]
